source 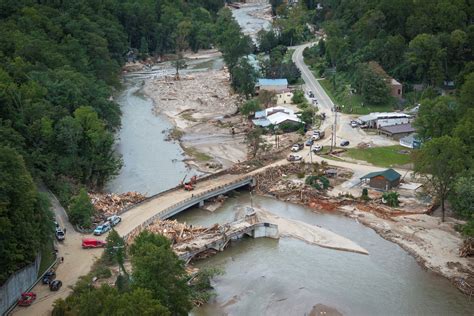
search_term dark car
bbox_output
[49,280,62,291]
[42,271,56,284]
[305,138,314,146]
[340,140,350,147]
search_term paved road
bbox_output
[292,43,397,148]
[12,194,103,316]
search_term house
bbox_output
[358,112,412,129]
[400,133,422,149]
[360,169,401,191]
[252,106,301,128]
[368,62,403,99]
[378,123,416,140]
[256,79,288,93]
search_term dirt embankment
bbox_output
[254,164,474,296]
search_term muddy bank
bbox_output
[254,163,474,295]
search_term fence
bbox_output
[0,255,41,315]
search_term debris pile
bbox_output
[89,192,147,216]
[460,238,474,257]
[127,219,216,244]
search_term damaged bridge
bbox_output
[174,212,279,263]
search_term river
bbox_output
[176,194,474,315]
[106,4,474,316]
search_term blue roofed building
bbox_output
[256,78,288,93]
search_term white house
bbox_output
[252,106,301,128]
[358,112,412,128]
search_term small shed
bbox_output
[378,123,416,140]
[360,169,401,191]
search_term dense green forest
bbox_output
[0,0,226,283]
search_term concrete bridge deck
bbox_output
[115,173,256,240]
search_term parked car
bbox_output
[42,270,56,284]
[107,215,122,227]
[94,222,111,236]
[305,138,314,146]
[287,154,303,162]
[17,292,36,307]
[340,140,350,146]
[49,280,62,291]
[55,228,65,241]
[82,238,107,249]
[312,144,323,153]
[291,143,304,152]
[350,120,358,128]
[312,130,325,140]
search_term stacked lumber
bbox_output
[460,238,474,257]
[89,192,146,216]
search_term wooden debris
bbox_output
[88,192,146,216]
[460,238,474,257]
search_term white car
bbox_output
[287,154,303,162]
[312,144,323,152]
[350,121,358,128]
[107,215,122,227]
[291,144,303,152]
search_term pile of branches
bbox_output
[89,192,146,216]
[127,219,217,245]
[460,238,474,257]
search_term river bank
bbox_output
[253,163,474,296]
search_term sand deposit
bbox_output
[254,208,369,255]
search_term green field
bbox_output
[319,79,394,115]
[343,145,413,168]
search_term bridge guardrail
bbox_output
[123,176,254,242]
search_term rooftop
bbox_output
[380,123,416,135]
[258,78,288,86]
[359,112,411,122]
[360,168,401,182]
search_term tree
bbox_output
[0,146,52,284]
[407,34,445,86]
[257,90,276,108]
[459,72,474,111]
[174,20,192,79]
[451,171,474,220]
[231,58,257,98]
[246,127,264,158]
[68,188,94,227]
[105,229,126,274]
[414,96,458,141]
[129,231,192,316]
[240,99,261,116]
[382,192,400,207]
[292,90,306,104]
[414,136,468,222]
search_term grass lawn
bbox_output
[343,145,413,168]
[38,240,56,274]
[319,79,394,115]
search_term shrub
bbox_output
[68,188,94,227]
[382,191,400,207]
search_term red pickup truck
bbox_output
[82,238,107,249]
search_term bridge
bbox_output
[115,172,258,241]
[174,212,279,263]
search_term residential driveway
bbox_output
[291,43,397,148]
